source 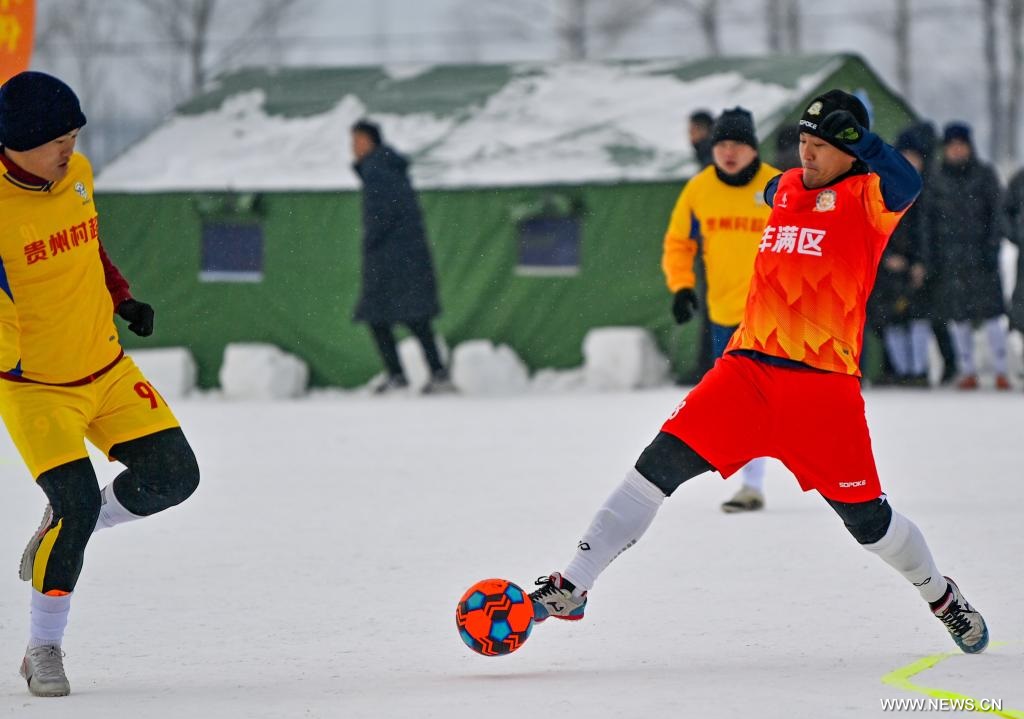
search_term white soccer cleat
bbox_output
[930,577,989,654]
[20,645,70,697]
[721,486,765,513]
[19,505,54,582]
[529,573,587,622]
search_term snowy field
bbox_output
[0,386,1021,718]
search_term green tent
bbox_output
[96,53,916,388]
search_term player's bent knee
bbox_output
[37,459,102,526]
[110,428,200,512]
[825,496,892,545]
[635,431,714,497]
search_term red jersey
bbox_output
[725,168,907,375]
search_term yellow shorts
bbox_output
[0,356,180,479]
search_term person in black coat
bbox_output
[869,127,933,386]
[351,120,452,394]
[925,122,1011,390]
[689,110,715,169]
[1001,166,1024,379]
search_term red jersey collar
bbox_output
[0,149,52,191]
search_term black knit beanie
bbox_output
[711,107,758,148]
[798,89,869,155]
[0,72,87,151]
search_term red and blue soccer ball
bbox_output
[455,578,535,656]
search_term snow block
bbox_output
[582,327,670,390]
[398,334,449,391]
[219,343,309,399]
[451,340,530,395]
[127,348,197,398]
[530,367,587,393]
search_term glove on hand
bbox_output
[671,288,699,324]
[818,109,865,145]
[117,299,154,337]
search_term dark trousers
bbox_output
[369,319,444,378]
[931,319,958,381]
[34,427,199,593]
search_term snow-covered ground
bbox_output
[0,387,1021,718]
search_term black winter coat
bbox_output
[870,184,930,324]
[1002,169,1024,331]
[352,145,440,324]
[924,158,1004,321]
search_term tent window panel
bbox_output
[516,216,581,277]
[200,221,264,282]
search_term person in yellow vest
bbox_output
[662,107,777,513]
[0,72,200,697]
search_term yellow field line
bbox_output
[881,643,1024,717]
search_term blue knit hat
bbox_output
[0,72,87,151]
[942,122,972,146]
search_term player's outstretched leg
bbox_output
[827,496,988,654]
[530,433,713,625]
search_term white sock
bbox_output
[94,483,143,532]
[909,320,931,376]
[29,590,71,648]
[563,468,665,592]
[863,509,947,603]
[984,317,1009,375]
[741,458,767,492]
[949,321,976,376]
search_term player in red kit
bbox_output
[524,90,988,655]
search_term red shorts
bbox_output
[661,353,882,503]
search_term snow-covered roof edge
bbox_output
[96,55,897,193]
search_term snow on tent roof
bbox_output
[96,54,901,193]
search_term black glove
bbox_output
[818,109,865,146]
[117,299,155,337]
[671,288,699,324]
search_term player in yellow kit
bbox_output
[0,72,199,697]
[662,108,778,513]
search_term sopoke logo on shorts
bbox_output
[814,189,837,212]
[807,101,824,116]
[74,182,90,203]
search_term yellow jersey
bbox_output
[662,161,779,326]
[0,152,125,384]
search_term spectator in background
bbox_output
[350,119,453,395]
[1001,166,1024,385]
[663,108,778,513]
[925,122,1010,390]
[772,125,801,171]
[869,127,933,386]
[901,121,958,384]
[689,110,715,168]
[686,109,717,379]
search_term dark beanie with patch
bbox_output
[798,89,869,155]
[711,107,758,148]
[0,72,87,151]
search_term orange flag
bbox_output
[0,0,34,84]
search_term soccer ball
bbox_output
[455,578,535,656]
